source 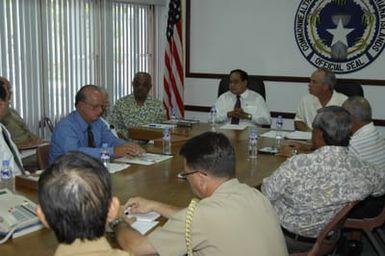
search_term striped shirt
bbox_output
[349,122,385,173]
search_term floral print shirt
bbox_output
[109,94,166,139]
[262,146,385,238]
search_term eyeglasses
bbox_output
[179,170,208,178]
[82,101,103,111]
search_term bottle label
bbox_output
[1,169,11,180]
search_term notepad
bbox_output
[260,130,290,138]
[219,123,248,130]
[285,131,312,140]
[142,123,176,129]
[108,163,130,173]
[126,211,160,234]
[131,220,159,234]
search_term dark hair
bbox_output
[0,81,6,101]
[179,132,235,178]
[343,96,372,123]
[230,69,248,81]
[312,106,352,146]
[75,84,101,106]
[133,72,152,88]
[38,151,112,244]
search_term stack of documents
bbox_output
[115,153,173,166]
[128,211,160,235]
[285,131,312,140]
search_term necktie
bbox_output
[231,95,241,124]
[2,128,24,173]
[87,125,96,148]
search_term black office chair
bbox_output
[335,80,364,97]
[217,76,266,100]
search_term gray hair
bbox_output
[317,68,336,90]
[312,106,352,146]
[343,96,372,123]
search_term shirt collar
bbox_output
[354,122,375,137]
[54,237,113,256]
[234,89,249,99]
[74,110,92,132]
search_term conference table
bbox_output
[0,123,288,256]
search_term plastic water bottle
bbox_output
[275,115,283,149]
[209,105,217,127]
[248,128,258,159]
[163,128,171,154]
[100,143,110,169]
[0,160,14,192]
[170,107,177,123]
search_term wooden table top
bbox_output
[0,123,287,255]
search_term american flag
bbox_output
[163,0,184,119]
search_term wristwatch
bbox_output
[109,218,124,232]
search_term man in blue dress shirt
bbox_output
[49,85,145,163]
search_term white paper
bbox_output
[131,220,159,235]
[108,163,130,173]
[260,130,291,139]
[285,131,312,140]
[126,211,160,222]
[115,153,173,166]
[219,123,248,130]
[142,123,176,129]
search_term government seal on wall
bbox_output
[294,0,385,74]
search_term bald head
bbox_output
[342,96,372,124]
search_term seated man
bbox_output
[343,96,385,171]
[0,82,23,175]
[109,72,166,139]
[112,132,287,256]
[36,151,131,256]
[215,69,271,126]
[0,77,43,149]
[342,96,385,218]
[49,85,145,163]
[294,68,347,131]
[262,106,385,253]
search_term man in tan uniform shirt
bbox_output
[36,151,131,256]
[113,132,288,256]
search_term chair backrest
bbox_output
[36,143,50,170]
[335,80,364,97]
[217,76,266,100]
[344,199,385,232]
[290,201,358,256]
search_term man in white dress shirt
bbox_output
[215,69,271,126]
[0,80,23,175]
[295,68,347,131]
[342,96,385,218]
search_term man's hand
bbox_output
[123,196,181,219]
[227,108,250,120]
[124,197,157,214]
[276,140,312,157]
[114,143,145,157]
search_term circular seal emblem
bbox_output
[294,0,385,74]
